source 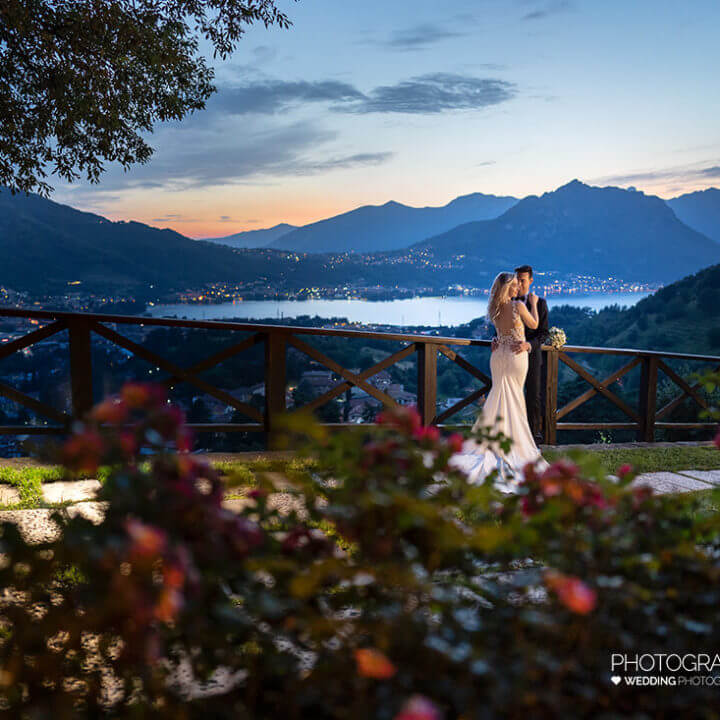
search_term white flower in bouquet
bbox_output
[548,326,567,349]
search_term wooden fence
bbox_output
[0,307,716,444]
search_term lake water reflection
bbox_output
[146,292,650,327]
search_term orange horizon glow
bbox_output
[91,177,719,240]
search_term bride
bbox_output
[449,272,549,492]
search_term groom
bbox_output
[491,264,549,444]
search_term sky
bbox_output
[53,0,720,238]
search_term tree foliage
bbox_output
[0,0,294,195]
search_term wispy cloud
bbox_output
[336,73,517,114]
[521,0,573,21]
[382,23,466,51]
[207,79,365,116]
[590,161,720,191]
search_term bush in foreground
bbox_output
[1,383,720,718]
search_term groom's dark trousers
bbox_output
[519,296,549,443]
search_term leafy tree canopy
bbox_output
[0,0,294,195]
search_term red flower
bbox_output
[176,426,194,453]
[154,587,183,623]
[631,484,654,508]
[227,515,264,556]
[247,488,269,500]
[121,381,166,409]
[377,405,422,435]
[395,695,443,720]
[125,517,167,560]
[118,430,137,458]
[544,570,597,614]
[91,397,129,424]
[447,433,464,453]
[354,648,397,679]
[617,463,634,480]
[63,429,105,473]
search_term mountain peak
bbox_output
[557,179,589,192]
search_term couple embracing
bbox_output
[449,265,550,492]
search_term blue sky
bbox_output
[54,0,720,237]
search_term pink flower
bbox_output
[617,463,633,480]
[394,695,442,720]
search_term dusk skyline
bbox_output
[52,0,720,238]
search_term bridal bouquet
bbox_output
[548,326,567,349]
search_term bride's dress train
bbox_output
[449,303,549,493]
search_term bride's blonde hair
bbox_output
[487,272,516,322]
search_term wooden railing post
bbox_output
[544,348,558,445]
[68,319,94,422]
[637,355,658,442]
[264,331,287,448]
[416,342,437,426]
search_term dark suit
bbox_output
[519,295,549,442]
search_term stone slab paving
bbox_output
[676,470,720,486]
[630,472,716,494]
[0,485,21,505]
[42,480,101,504]
[0,503,106,543]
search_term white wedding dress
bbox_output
[449,301,549,493]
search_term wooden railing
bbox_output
[0,307,716,445]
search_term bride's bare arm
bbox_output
[515,299,539,329]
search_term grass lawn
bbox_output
[543,445,720,475]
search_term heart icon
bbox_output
[611,676,622,685]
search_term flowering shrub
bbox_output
[1,387,720,718]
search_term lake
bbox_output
[146,292,650,327]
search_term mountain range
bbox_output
[404,180,720,283]
[0,190,300,295]
[264,193,519,253]
[666,188,720,244]
[203,223,297,249]
[1,180,720,297]
[202,186,720,255]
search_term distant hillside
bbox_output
[0,190,302,295]
[667,188,720,243]
[409,180,720,284]
[548,262,720,357]
[269,193,519,253]
[203,223,297,249]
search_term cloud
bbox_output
[522,0,572,21]
[336,73,516,114]
[589,161,720,189]
[383,23,466,51]
[281,152,393,175]
[207,80,365,116]
[53,119,393,197]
